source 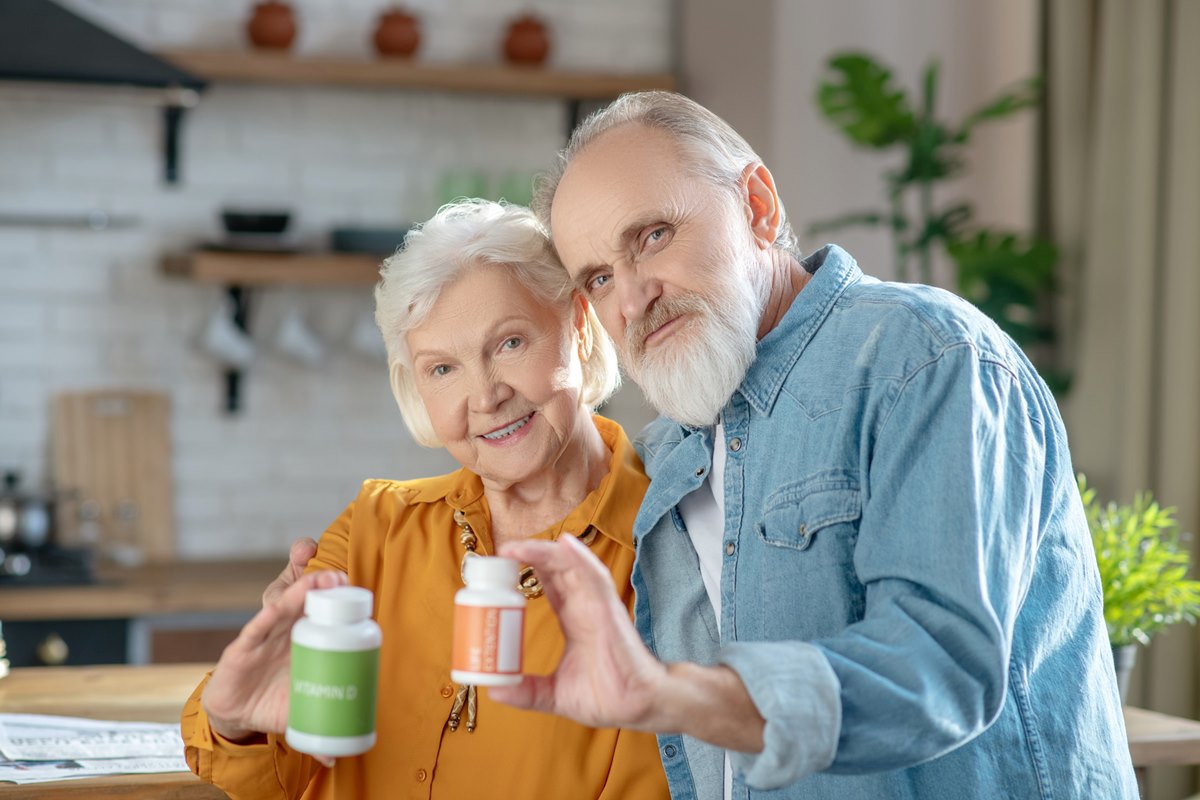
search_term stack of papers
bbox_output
[0,714,189,785]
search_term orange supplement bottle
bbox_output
[451,556,526,686]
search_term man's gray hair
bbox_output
[532,90,798,256]
[374,198,620,447]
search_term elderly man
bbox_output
[489,91,1138,799]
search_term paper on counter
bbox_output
[0,756,189,785]
[0,713,188,784]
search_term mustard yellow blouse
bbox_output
[181,415,669,800]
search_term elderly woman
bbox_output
[180,200,669,799]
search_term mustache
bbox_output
[625,293,711,360]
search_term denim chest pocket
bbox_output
[756,475,862,553]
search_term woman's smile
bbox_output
[479,412,536,444]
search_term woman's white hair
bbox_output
[375,198,620,447]
[533,90,798,257]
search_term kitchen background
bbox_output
[5,0,1200,797]
[0,0,1035,560]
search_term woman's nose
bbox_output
[468,372,513,412]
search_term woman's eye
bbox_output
[503,337,522,350]
[431,364,451,377]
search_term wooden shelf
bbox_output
[162,250,381,287]
[159,49,677,98]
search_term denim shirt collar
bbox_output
[736,244,862,416]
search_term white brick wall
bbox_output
[0,0,669,560]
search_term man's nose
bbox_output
[615,262,663,329]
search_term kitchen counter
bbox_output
[0,558,282,621]
[1,664,1197,797]
[0,663,222,798]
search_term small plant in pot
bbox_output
[1078,474,1200,702]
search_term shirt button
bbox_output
[725,541,735,556]
[416,768,428,782]
[664,744,677,758]
[440,684,454,698]
[729,437,742,452]
[694,467,705,477]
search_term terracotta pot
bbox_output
[247,0,297,50]
[373,7,420,58]
[503,14,550,67]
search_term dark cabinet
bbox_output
[3,618,129,667]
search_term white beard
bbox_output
[623,266,764,427]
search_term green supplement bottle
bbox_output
[286,586,382,757]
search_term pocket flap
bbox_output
[756,480,861,551]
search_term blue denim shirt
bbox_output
[631,245,1138,799]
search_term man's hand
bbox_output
[489,535,767,752]
[263,538,319,607]
[202,569,348,768]
[488,535,670,730]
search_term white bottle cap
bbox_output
[464,556,519,588]
[304,586,374,624]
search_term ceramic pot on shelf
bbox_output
[373,6,420,58]
[247,0,297,51]
[503,14,550,67]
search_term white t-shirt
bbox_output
[676,420,733,800]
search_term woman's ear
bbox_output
[740,162,782,250]
[573,293,593,361]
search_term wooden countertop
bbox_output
[0,559,282,621]
[0,665,1197,796]
[1124,705,1200,766]
[0,663,222,798]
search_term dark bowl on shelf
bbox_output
[221,209,292,235]
[331,226,411,255]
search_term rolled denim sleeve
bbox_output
[718,640,841,789]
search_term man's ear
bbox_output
[741,162,782,250]
[573,293,593,361]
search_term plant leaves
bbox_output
[806,210,887,237]
[817,53,916,148]
[1077,475,1200,646]
[955,77,1043,143]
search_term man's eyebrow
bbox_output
[571,214,664,292]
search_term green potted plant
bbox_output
[811,52,1067,393]
[1078,475,1200,701]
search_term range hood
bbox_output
[0,0,208,183]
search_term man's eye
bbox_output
[643,226,671,251]
[589,274,611,292]
[502,337,522,350]
[431,364,451,377]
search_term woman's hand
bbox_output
[262,538,319,607]
[201,570,348,751]
[489,535,670,730]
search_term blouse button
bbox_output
[664,744,678,758]
[440,684,454,698]
[416,768,428,782]
[729,437,742,452]
[725,541,736,556]
[694,467,705,477]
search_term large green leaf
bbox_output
[947,231,1058,346]
[806,209,887,237]
[955,77,1043,143]
[817,53,916,148]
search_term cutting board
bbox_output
[51,390,175,562]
